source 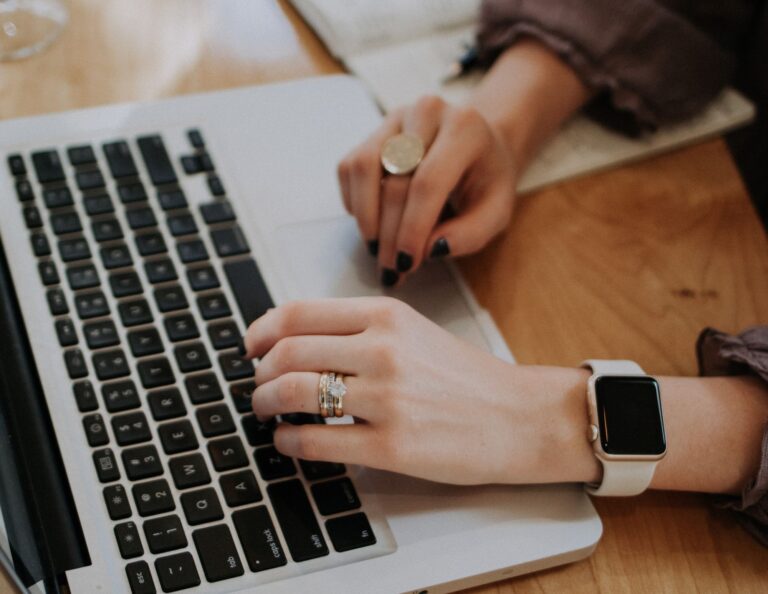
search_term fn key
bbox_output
[192,524,244,582]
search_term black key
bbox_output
[267,479,329,562]
[193,524,244,582]
[207,175,225,197]
[75,290,109,319]
[137,357,174,389]
[83,413,109,446]
[154,285,188,312]
[84,320,120,349]
[219,352,254,381]
[185,373,223,404]
[115,521,144,559]
[143,515,187,554]
[282,413,323,425]
[135,231,167,256]
[51,211,82,235]
[92,217,123,242]
[119,299,153,327]
[199,201,235,225]
[169,453,211,489]
[299,459,346,482]
[137,135,178,186]
[118,182,147,204]
[182,489,224,526]
[164,313,199,342]
[125,561,156,594]
[16,179,34,202]
[187,129,204,148]
[58,237,91,262]
[93,448,121,482]
[187,266,219,291]
[73,380,98,412]
[223,258,274,326]
[197,292,231,320]
[196,404,235,437]
[311,478,360,516]
[207,436,247,471]
[242,415,275,447]
[101,379,141,413]
[100,243,132,269]
[158,420,198,455]
[207,320,239,350]
[122,445,163,481]
[7,154,26,176]
[110,271,143,297]
[24,206,43,229]
[174,342,211,373]
[93,348,130,381]
[65,348,88,379]
[112,411,151,446]
[210,226,249,258]
[230,381,256,413]
[67,145,96,166]
[47,288,68,315]
[176,239,208,263]
[219,470,262,507]
[67,264,100,290]
[154,552,200,593]
[55,318,78,347]
[167,213,198,237]
[103,141,138,178]
[148,388,186,421]
[255,446,296,481]
[84,193,114,216]
[127,207,158,230]
[158,189,188,211]
[76,169,105,191]
[128,327,164,357]
[31,150,65,183]
[133,479,175,517]
[180,155,202,175]
[198,153,214,172]
[104,484,132,520]
[232,506,287,572]
[145,258,177,284]
[326,512,376,552]
[43,187,74,209]
[31,232,52,257]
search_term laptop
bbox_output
[0,75,601,594]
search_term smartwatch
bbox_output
[582,360,666,496]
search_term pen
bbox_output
[442,45,479,83]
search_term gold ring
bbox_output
[380,133,424,176]
[332,374,346,417]
[318,372,332,418]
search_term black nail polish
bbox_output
[367,239,379,257]
[430,237,451,258]
[396,251,413,273]
[237,337,247,357]
[381,268,399,287]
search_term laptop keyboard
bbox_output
[6,131,378,593]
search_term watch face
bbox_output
[595,376,666,455]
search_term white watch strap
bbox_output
[582,359,645,375]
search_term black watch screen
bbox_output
[595,376,666,455]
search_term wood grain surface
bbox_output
[1,1,766,592]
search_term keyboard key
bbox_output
[197,292,231,320]
[135,231,168,256]
[143,515,187,554]
[16,179,34,201]
[7,154,26,176]
[104,484,132,520]
[31,232,52,257]
[267,479,329,562]
[118,299,153,327]
[207,320,239,350]
[187,266,219,291]
[83,413,109,446]
[75,290,109,319]
[219,470,262,507]
[115,521,143,559]
[211,226,248,258]
[181,489,224,526]
[127,207,158,230]
[198,153,214,172]
[187,129,204,148]
[230,381,255,413]
[24,206,43,229]
[125,561,155,594]
[219,352,254,381]
[255,446,296,481]
[67,264,100,290]
[100,243,132,269]
[51,211,82,235]
[185,373,223,404]
[223,258,274,326]
[232,506,287,572]
[148,388,186,421]
[93,348,130,381]
[101,379,141,413]
[133,479,175,517]
[158,189,187,211]
[84,193,115,216]
[118,182,147,204]
[31,149,65,183]
[196,404,235,437]
[92,217,123,242]
[282,413,323,425]
[75,169,105,191]
[193,524,244,582]
[73,380,98,412]
[311,478,360,516]
[145,258,177,284]
[65,348,88,379]
[176,239,208,263]
[67,145,96,166]
[112,412,151,446]
[47,288,68,315]
[207,436,247,471]
[174,342,211,373]
[93,448,121,482]
[158,420,198,455]
[128,327,164,357]
[55,318,78,347]
[137,357,174,389]
[154,285,188,312]
[167,213,198,237]
[325,512,376,552]
[43,187,74,209]
[164,313,199,342]
[241,415,274,447]
[154,552,200,593]
[207,175,225,196]
[103,141,138,178]
[169,453,211,489]
[299,459,346,482]
[199,201,235,225]
[180,155,202,175]
[137,135,178,186]
[58,237,91,262]
[122,445,163,481]
[84,320,119,349]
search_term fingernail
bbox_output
[237,337,247,357]
[396,251,413,273]
[430,237,451,258]
[367,239,379,257]
[381,268,399,287]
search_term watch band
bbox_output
[582,359,660,497]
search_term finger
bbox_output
[274,423,375,467]
[377,175,410,286]
[337,157,352,214]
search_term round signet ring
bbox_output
[380,133,425,176]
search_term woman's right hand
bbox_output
[337,95,517,286]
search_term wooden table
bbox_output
[1,1,766,592]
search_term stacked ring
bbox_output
[318,372,334,418]
[318,371,348,418]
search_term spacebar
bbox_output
[223,258,274,327]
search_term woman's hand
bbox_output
[337,97,517,286]
[244,297,599,485]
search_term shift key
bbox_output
[267,479,328,562]
[232,506,288,572]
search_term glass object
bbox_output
[0,0,68,61]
